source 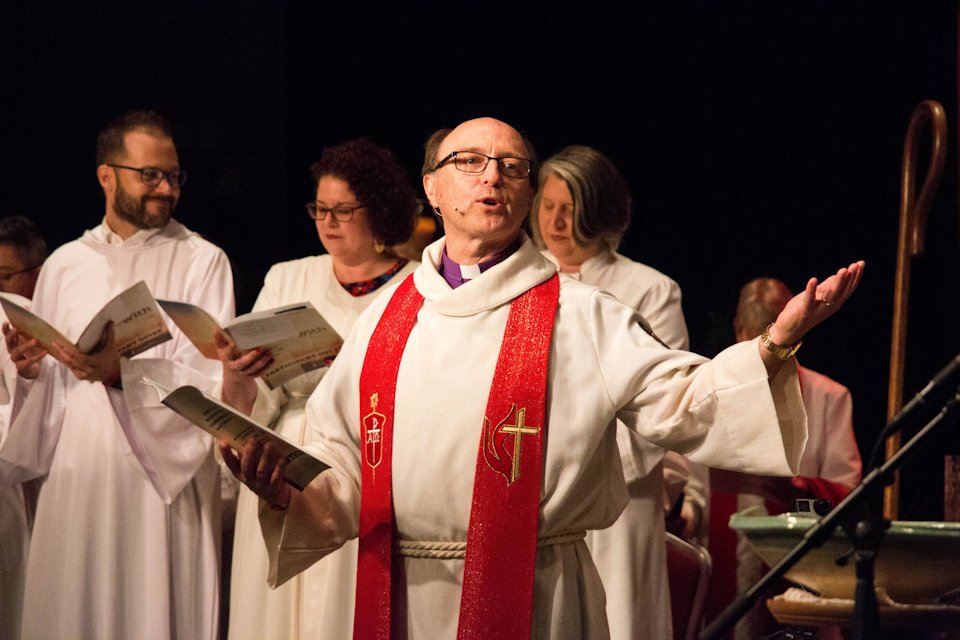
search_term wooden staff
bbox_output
[883,99,947,520]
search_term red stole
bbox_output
[355,272,560,640]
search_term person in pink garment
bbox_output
[710,276,863,639]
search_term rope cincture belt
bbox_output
[395,530,587,559]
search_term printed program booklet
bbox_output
[141,377,329,491]
[157,300,343,389]
[1,280,171,359]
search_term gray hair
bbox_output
[529,145,631,254]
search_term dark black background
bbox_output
[2,1,958,518]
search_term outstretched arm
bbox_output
[760,260,865,376]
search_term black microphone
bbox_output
[867,353,960,471]
[894,353,960,427]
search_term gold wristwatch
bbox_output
[760,323,802,360]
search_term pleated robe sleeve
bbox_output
[590,288,807,475]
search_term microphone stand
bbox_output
[700,383,960,640]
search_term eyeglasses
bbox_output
[305,202,364,221]
[108,164,188,187]
[0,264,40,285]
[432,151,532,179]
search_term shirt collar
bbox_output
[439,237,522,289]
[99,217,166,246]
[414,232,557,316]
[542,249,612,279]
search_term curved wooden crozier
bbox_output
[883,99,947,521]
[702,101,953,640]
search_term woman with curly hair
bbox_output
[220,138,419,640]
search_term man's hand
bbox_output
[3,322,46,379]
[760,260,865,374]
[49,321,122,385]
[214,329,273,415]
[219,437,291,509]
[769,260,865,346]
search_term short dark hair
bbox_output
[310,138,417,246]
[421,128,453,178]
[96,110,174,166]
[0,216,48,268]
[530,145,631,254]
[734,277,793,339]
[421,126,540,189]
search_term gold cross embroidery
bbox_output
[499,407,540,483]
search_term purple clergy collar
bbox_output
[439,237,522,289]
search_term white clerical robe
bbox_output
[258,234,806,640]
[0,293,31,640]
[228,255,417,640]
[0,220,234,640]
[546,250,693,640]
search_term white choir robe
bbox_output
[228,254,417,640]
[0,293,31,640]
[545,250,696,640]
[0,220,234,640]
[256,234,807,640]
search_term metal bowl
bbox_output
[730,510,960,603]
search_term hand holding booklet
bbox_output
[142,377,329,491]
[0,280,171,360]
[157,300,343,389]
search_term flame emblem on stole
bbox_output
[482,403,541,486]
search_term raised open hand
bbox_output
[767,260,865,347]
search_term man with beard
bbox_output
[0,111,234,640]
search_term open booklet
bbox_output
[141,377,329,491]
[0,280,171,359]
[157,300,343,389]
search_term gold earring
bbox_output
[374,239,385,254]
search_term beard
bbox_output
[113,180,176,230]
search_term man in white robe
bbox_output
[221,117,864,639]
[0,292,33,640]
[0,111,234,640]
[0,216,46,640]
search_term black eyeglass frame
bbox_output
[108,164,188,187]
[305,202,365,222]
[431,151,533,179]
